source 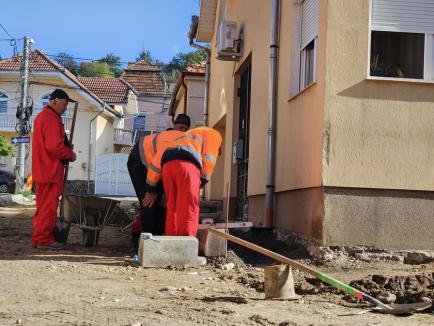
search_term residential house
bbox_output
[121,60,171,135]
[0,50,122,193]
[77,77,139,152]
[169,61,206,127]
[195,0,434,249]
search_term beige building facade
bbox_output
[196,0,434,249]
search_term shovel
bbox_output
[208,228,432,315]
[54,101,78,243]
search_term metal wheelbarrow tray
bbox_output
[63,194,121,247]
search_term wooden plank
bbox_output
[208,228,316,276]
[198,222,252,230]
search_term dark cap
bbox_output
[174,113,191,128]
[49,89,76,103]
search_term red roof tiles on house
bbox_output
[122,60,167,97]
[78,77,131,103]
[0,50,58,71]
[184,61,206,74]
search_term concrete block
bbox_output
[199,229,227,257]
[138,233,200,267]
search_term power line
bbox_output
[0,23,16,39]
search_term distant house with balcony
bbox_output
[77,76,139,152]
[0,49,122,193]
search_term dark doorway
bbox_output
[236,63,251,219]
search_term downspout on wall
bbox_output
[264,0,281,228]
[188,15,211,127]
[87,105,105,194]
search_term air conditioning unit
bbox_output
[217,21,243,61]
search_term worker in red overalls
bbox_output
[32,89,76,250]
[144,127,222,236]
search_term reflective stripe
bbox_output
[201,173,211,181]
[152,133,159,154]
[138,137,147,167]
[175,134,203,146]
[203,153,217,162]
[177,144,203,167]
[146,178,158,187]
[149,163,161,174]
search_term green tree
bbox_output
[0,136,13,157]
[79,62,114,78]
[54,52,79,75]
[163,50,206,83]
[136,50,153,63]
[98,53,123,77]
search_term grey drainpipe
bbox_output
[188,15,210,127]
[264,0,281,228]
[87,104,105,194]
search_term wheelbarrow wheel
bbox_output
[82,214,100,247]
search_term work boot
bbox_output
[37,241,66,250]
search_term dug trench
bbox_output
[209,229,434,312]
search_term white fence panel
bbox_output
[95,153,135,196]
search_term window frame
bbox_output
[0,91,9,113]
[289,0,319,98]
[368,0,434,81]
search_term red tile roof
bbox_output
[122,60,167,97]
[0,49,58,71]
[78,77,131,103]
[184,61,206,74]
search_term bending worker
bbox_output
[144,126,222,237]
[127,114,191,241]
[32,89,77,250]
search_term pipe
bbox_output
[264,0,281,228]
[87,105,105,194]
[188,15,211,126]
[182,78,188,115]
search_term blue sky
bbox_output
[0,0,200,65]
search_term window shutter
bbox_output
[301,0,319,49]
[290,4,302,96]
[0,92,8,113]
[371,0,434,33]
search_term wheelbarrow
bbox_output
[61,194,121,247]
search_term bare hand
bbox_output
[142,192,157,207]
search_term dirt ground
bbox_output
[0,206,433,326]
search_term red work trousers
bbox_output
[162,160,201,236]
[32,182,63,246]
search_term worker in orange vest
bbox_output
[127,114,190,244]
[144,126,222,237]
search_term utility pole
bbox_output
[15,37,33,193]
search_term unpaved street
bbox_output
[0,206,433,326]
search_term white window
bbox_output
[290,0,319,96]
[0,92,8,113]
[370,0,434,80]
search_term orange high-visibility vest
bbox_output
[146,127,222,187]
[139,134,157,167]
[139,130,185,168]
